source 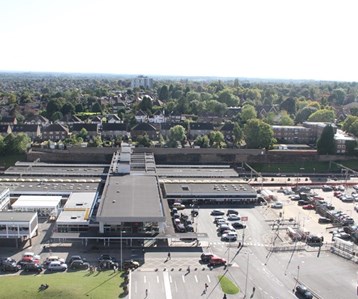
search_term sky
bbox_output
[0,0,357,81]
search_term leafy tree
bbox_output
[92,102,102,113]
[158,85,169,101]
[244,119,275,149]
[0,135,5,155]
[280,110,294,125]
[4,133,30,154]
[348,119,358,137]
[61,102,75,116]
[240,104,257,123]
[75,103,84,113]
[217,89,240,106]
[245,88,261,104]
[46,99,62,118]
[138,96,153,113]
[194,135,210,148]
[295,106,317,124]
[208,131,225,148]
[317,124,336,154]
[342,115,358,133]
[51,111,63,122]
[136,134,152,147]
[233,123,243,147]
[168,125,186,147]
[78,128,88,140]
[307,109,335,122]
[330,88,346,104]
[280,97,296,115]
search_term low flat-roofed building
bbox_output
[156,165,238,178]
[12,195,62,217]
[163,182,257,204]
[55,192,96,232]
[0,187,10,210]
[0,212,38,246]
[96,175,165,234]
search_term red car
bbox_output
[208,256,226,267]
[302,204,315,210]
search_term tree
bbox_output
[342,115,358,133]
[136,134,152,147]
[46,99,62,119]
[348,119,358,137]
[51,111,63,122]
[61,102,75,116]
[295,106,317,124]
[168,125,186,144]
[240,104,257,123]
[194,135,210,148]
[138,96,153,114]
[307,109,335,122]
[317,124,336,154]
[208,131,225,148]
[244,119,275,149]
[92,102,102,113]
[331,88,346,104]
[217,89,240,106]
[233,123,243,147]
[280,110,294,125]
[280,97,296,115]
[158,85,169,101]
[0,135,5,155]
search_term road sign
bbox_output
[241,216,248,221]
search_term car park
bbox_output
[70,260,90,270]
[295,285,313,299]
[231,222,247,229]
[211,210,225,216]
[271,202,283,209]
[47,261,67,272]
[227,214,240,221]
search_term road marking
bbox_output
[182,275,185,283]
[163,272,172,299]
[174,281,178,292]
[144,275,146,283]
[207,275,211,283]
[169,275,172,283]
[194,275,198,283]
[157,275,160,283]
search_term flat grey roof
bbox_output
[97,175,164,222]
[164,182,256,197]
[5,166,106,177]
[156,166,238,178]
[0,211,36,222]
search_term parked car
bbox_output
[295,285,313,299]
[227,214,240,221]
[200,253,214,263]
[213,216,224,224]
[221,232,237,241]
[302,204,315,210]
[271,202,283,209]
[226,210,239,216]
[68,255,86,265]
[298,200,310,206]
[98,255,116,263]
[23,262,43,273]
[208,256,226,267]
[18,256,40,269]
[1,258,21,272]
[322,185,333,191]
[211,210,225,216]
[231,222,247,229]
[122,260,140,270]
[43,256,65,268]
[172,202,185,210]
[318,217,332,224]
[70,260,90,270]
[47,261,67,272]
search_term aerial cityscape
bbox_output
[0,1,358,299]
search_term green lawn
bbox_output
[0,270,125,299]
[218,275,240,295]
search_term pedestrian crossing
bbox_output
[208,241,268,247]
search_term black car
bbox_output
[298,200,310,206]
[1,259,21,272]
[226,210,239,216]
[318,217,332,224]
[122,260,140,270]
[295,285,313,299]
[98,255,116,262]
[98,260,118,270]
[231,222,246,229]
[211,210,225,216]
[70,260,90,270]
[68,255,86,265]
[23,262,43,273]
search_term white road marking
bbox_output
[157,275,160,283]
[144,275,146,283]
[174,281,178,292]
[163,272,172,299]
[182,275,185,283]
[194,275,198,283]
[169,275,172,283]
[207,275,211,283]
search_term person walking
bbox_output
[145,288,148,297]
[167,252,171,260]
[204,283,208,293]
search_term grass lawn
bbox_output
[218,275,240,295]
[0,270,124,299]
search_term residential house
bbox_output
[131,123,158,140]
[42,124,69,141]
[58,114,82,127]
[188,122,214,139]
[72,123,99,138]
[0,125,11,137]
[90,115,103,124]
[102,123,128,139]
[107,114,122,124]
[24,115,49,127]
[220,123,235,141]
[148,110,166,124]
[0,116,17,125]
[11,124,41,140]
[135,110,148,123]
[256,105,280,118]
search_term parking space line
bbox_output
[157,275,160,283]
[144,275,146,283]
[169,275,172,283]
[182,275,185,283]
[163,272,172,299]
[174,281,178,292]
[194,275,198,283]
[207,275,211,283]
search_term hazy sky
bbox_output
[0,0,357,81]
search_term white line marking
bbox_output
[182,275,185,283]
[144,275,146,283]
[169,275,172,283]
[157,275,160,283]
[163,272,172,299]
[207,275,211,283]
[194,275,198,283]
